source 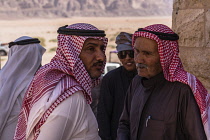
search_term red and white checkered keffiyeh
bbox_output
[133,24,210,138]
[14,23,108,140]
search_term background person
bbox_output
[97,32,137,140]
[0,36,46,140]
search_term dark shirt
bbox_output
[117,72,207,140]
[90,83,101,117]
[97,66,137,140]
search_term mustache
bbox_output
[93,61,104,66]
[136,63,147,68]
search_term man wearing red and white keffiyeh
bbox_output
[14,23,108,140]
[117,24,209,140]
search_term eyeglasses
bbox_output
[118,50,134,59]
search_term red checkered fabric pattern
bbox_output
[14,23,108,140]
[133,24,209,137]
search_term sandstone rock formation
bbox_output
[172,0,210,91]
[0,0,173,18]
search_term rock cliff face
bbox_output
[173,0,210,91]
[0,0,172,18]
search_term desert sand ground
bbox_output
[0,16,172,68]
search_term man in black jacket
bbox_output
[97,32,137,140]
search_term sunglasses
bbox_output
[118,50,134,59]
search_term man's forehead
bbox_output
[84,38,104,45]
[134,37,158,52]
[136,36,156,42]
[135,37,157,46]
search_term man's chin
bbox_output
[90,72,102,79]
[124,65,136,71]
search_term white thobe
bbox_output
[26,81,100,140]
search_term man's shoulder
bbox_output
[167,81,193,96]
[103,66,122,78]
[61,91,86,105]
[172,81,191,89]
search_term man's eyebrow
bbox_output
[85,43,98,46]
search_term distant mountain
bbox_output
[0,0,173,18]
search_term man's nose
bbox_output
[96,50,105,61]
[134,53,144,63]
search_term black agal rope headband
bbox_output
[57,25,106,37]
[9,38,40,48]
[137,28,179,41]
